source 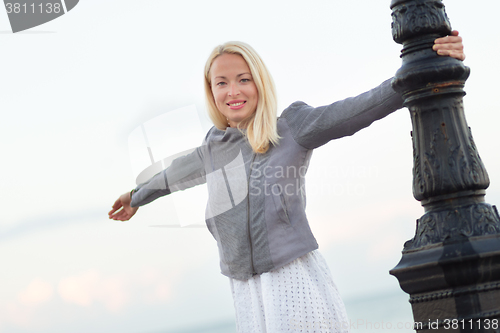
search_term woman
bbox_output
[109,32,465,332]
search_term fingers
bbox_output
[434,30,460,43]
[110,197,122,210]
[114,211,129,221]
[434,30,462,49]
[108,206,121,217]
[433,30,465,61]
[108,195,138,221]
[109,207,131,221]
[108,197,123,216]
[108,192,135,220]
[436,49,466,61]
[433,37,463,50]
[434,48,465,61]
[108,206,123,219]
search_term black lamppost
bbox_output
[389,0,500,331]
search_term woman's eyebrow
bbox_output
[214,73,252,80]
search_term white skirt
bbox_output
[229,250,350,333]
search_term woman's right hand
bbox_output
[108,192,139,221]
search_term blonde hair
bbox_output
[204,41,279,154]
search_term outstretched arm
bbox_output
[434,30,465,61]
[282,31,466,149]
[107,142,208,222]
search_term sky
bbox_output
[1,1,499,332]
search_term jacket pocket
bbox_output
[270,184,291,227]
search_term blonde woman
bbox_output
[109,33,464,332]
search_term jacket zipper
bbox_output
[247,153,257,275]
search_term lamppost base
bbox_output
[391,234,500,332]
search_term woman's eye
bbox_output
[241,78,250,83]
[216,82,226,86]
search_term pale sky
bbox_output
[1,1,499,332]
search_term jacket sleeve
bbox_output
[281,78,404,149]
[130,143,207,208]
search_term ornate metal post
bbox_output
[389,0,500,331]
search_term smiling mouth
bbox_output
[227,101,246,107]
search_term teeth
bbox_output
[229,102,244,106]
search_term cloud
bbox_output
[0,302,34,331]
[58,269,100,307]
[0,300,52,331]
[0,279,53,331]
[0,268,178,331]
[17,278,54,307]
[57,269,129,313]
[56,268,176,313]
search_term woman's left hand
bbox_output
[433,30,465,61]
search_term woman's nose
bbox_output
[228,83,239,96]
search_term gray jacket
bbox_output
[130,78,404,280]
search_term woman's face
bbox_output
[210,53,259,128]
